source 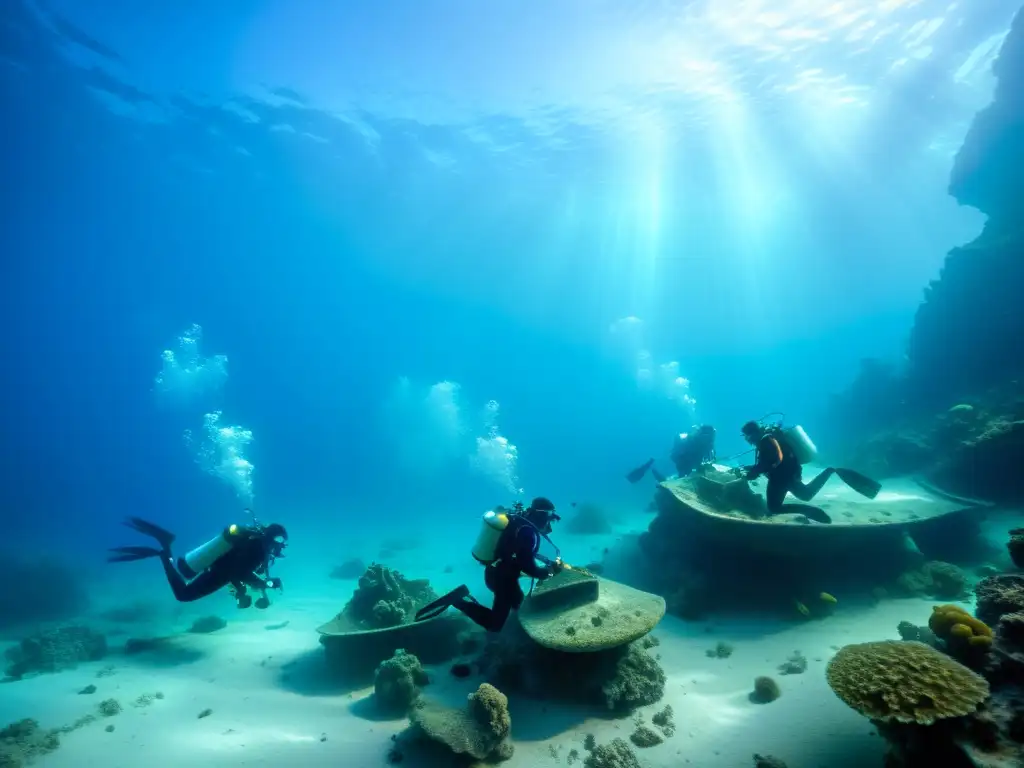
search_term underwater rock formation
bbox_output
[895,561,969,600]
[1007,529,1024,569]
[4,626,107,680]
[477,622,665,714]
[909,3,1024,407]
[974,574,1024,627]
[409,683,513,762]
[374,649,429,714]
[329,557,367,580]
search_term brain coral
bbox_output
[826,641,989,724]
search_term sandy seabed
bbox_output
[2,588,954,768]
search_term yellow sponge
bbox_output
[928,605,992,652]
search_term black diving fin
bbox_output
[834,468,881,500]
[414,585,471,622]
[626,459,655,484]
[107,545,163,563]
[122,517,176,551]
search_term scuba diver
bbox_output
[740,419,881,524]
[414,497,564,632]
[108,515,287,609]
[626,424,717,484]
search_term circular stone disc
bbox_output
[518,574,665,653]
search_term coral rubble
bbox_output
[4,626,107,680]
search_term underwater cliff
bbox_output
[907,7,1024,405]
[827,7,1024,504]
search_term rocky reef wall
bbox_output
[906,7,1024,406]
[826,8,1024,502]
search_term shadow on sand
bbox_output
[276,647,371,697]
[121,636,206,667]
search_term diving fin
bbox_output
[626,459,655,484]
[651,467,667,483]
[834,468,881,500]
[778,504,832,524]
[107,545,163,563]
[414,585,470,622]
[122,517,176,551]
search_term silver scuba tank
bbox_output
[180,524,247,577]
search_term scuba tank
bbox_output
[179,524,250,578]
[471,510,510,565]
[780,424,818,465]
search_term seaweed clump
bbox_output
[4,626,107,680]
[374,649,429,714]
[340,564,438,630]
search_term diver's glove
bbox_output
[742,466,758,481]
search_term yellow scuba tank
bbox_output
[781,425,818,465]
[471,510,510,565]
[182,524,247,575]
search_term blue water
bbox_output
[2,2,1023,767]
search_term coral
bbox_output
[410,683,512,762]
[374,649,429,714]
[750,676,780,704]
[565,502,612,535]
[629,725,662,747]
[997,611,1024,646]
[1008,528,1024,569]
[0,555,88,631]
[706,641,733,659]
[338,564,438,631]
[753,756,788,768]
[975,574,1024,626]
[97,699,121,717]
[476,624,665,714]
[187,616,226,634]
[4,626,107,680]
[826,641,989,724]
[777,651,807,676]
[896,561,969,600]
[0,719,60,767]
[928,604,993,655]
[583,738,641,768]
[600,640,666,712]
[652,705,675,736]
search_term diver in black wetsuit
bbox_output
[740,420,881,524]
[414,497,563,632]
[108,516,287,609]
[627,425,717,484]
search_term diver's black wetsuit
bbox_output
[109,518,281,607]
[747,432,834,513]
[163,537,273,603]
[452,517,554,632]
[671,430,716,477]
